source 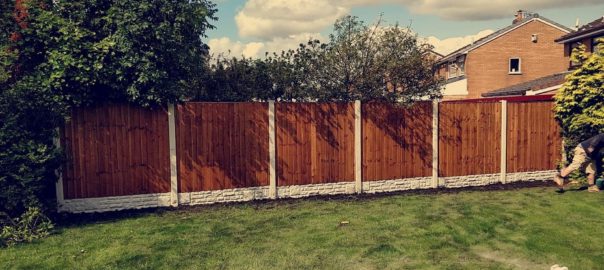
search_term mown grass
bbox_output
[2,186,604,269]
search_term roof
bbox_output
[443,94,555,103]
[481,71,570,97]
[437,14,572,64]
[555,16,604,43]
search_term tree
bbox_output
[310,15,442,103]
[201,15,442,103]
[0,0,217,217]
[554,39,604,167]
[193,56,274,101]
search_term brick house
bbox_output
[435,10,572,99]
[556,16,604,68]
[482,16,604,98]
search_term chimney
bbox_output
[513,10,525,24]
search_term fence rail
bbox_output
[58,100,562,212]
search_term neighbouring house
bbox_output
[482,15,604,98]
[556,16,604,69]
[435,10,572,99]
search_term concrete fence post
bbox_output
[500,100,508,184]
[54,128,65,210]
[354,100,362,194]
[432,100,439,188]
[268,101,277,199]
[168,104,179,207]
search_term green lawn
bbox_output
[2,186,604,269]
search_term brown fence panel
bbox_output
[362,102,432,181]
[276,103,355,186]
[507,101,562,172]
[62,105,170,199]
[177,103,269,192]
[439,102,501,177]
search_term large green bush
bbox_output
[0,0,216,219]
[554,40,604,170]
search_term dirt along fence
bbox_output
[57,99,562,213]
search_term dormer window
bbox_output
[457,56,465,76]
[448,62,458,78]
[509,58,521,74]
[447,55,466,79]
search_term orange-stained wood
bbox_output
[176,103,269,192]
[362,102,433,181]
[439,102,501,177]
[507,101,562,173]
[61,104,170,199]
[276,103,355,186]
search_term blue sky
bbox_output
[206,0,604,58]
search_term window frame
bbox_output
[448,62,458,79]
[457,55,465,76]
[508,57,522,74]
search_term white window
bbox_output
[509,58,521,74]
[448,62,457,78]
[457,56,465,76]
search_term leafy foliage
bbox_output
[198,15,442,103]
[0,0,216,218]
[1,207,54,247]
[554,39,604,168]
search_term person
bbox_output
[555,133,604,192]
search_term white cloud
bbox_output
[424,29,495,55]
[217,0,600,59]
[235,0,348,40]
[235,0,600,40]
[208,33,326,59]
[404,0,602,21]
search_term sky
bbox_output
[205,0,604,58]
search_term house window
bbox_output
[509,58,521,74]
[457,56,465,76]
[448,62,458,78]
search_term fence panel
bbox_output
[362,102,433,181]
[176,103,269,192]
[62,104,170,199]
[507,101,562,172]
[439,102,501,177]
[276,103,355,186]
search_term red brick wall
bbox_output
[465,20,569,98]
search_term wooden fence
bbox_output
[58,99,562,212]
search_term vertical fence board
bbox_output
[276,103,355,186]
[507,101,562,172]
[62,104,170,199]
[176,103,269,192]
[438,102,501,177]
[61,100,563,202]
[361,102,433,181]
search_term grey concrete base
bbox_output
[277,182,356,198]
[59,193,171,213]
[441,173,502,188]
[179,186,270,206]
[362,177,433,194]
[58,170,557,213]
[506,170,557,183]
